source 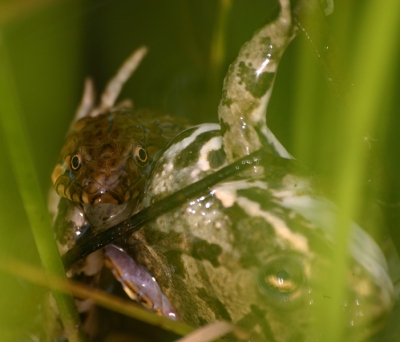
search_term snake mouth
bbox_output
[54,169,146,205]
[81,187,141,205]
[83,200,138,232]
[81,172,145,205]
[69,178,144,205]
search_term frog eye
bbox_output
[134,146,148,166]
[70,154,82,172]
[259,255,306,306]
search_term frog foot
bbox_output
[104,244,178,320]
[73,46,148,123]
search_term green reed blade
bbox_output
[207,0,232,108]
[292,0,400,340]
[0,31,87,342]
[329,1,400,340]
[310,1,399,340]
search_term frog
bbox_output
[49,0,394,341]
[109,0,393,341]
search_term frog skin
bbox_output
[107,0,393,341]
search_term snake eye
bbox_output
[134,146,148,166]
[259,255,306,306]
[70,154,82,172]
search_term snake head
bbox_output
[51,106,186,232]
[51,111,150,206]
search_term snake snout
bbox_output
[85,166,144,204]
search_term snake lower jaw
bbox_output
[83,199,138,232]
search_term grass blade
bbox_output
[0,31,86,342]
[324,1,400,340]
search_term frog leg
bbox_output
[69,45,148,129]
[218,0,296,162]
[89,46,148,117]
[73,77,96,123]
[104,243,178,320]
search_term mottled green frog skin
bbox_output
[124,1,394,341]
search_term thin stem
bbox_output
[325,1,400,341]
[0,31,87,342]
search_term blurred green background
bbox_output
[0,0,399,341]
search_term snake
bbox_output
[49,1,395,341]
[49,47,186,335]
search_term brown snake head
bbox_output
[50,47,186,232]
[51,110,151,206]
